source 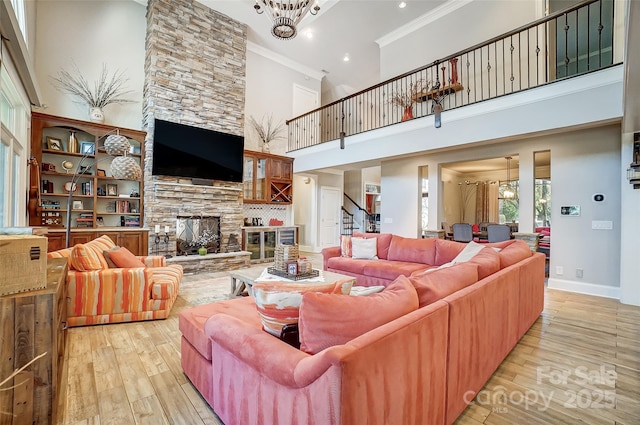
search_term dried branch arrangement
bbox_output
[248,114,286,144]
[389,79,428,108]
[49,62,135,108]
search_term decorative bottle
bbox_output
[68,131,78,153]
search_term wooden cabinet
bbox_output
[0,258,68,424]
[45,229,149,255]
[243,150,294,204]
[28,112,146,240]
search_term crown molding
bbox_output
[376,0,474,48]
[246,41,325,81]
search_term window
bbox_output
[498,180,519,224]
[9,0,27,44]
[0,51,30,227]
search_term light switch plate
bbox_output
[592,220,613,230]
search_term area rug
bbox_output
[179,272,233,306]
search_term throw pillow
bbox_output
[351,237,377,259]
[298,275,419,354]
[340,235,352,257]
[409,262,479,307]
[103,246,120,268]
[451,241,486,263]
[84,234,116,269]
[498,240,532,268]
[103,246,145,268]
[69,243,104,272]
[252,279,354,337]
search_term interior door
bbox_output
[320,186,341,248]
[292,83,320,147]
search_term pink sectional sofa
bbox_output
[179,234,545,425]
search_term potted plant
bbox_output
[389,79,427,121]
[248,114,286,153]
[49,62,135,123]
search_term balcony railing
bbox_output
[287,0,617,152]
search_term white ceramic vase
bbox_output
[89,107,105,123]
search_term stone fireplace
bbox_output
[142,0,249,272]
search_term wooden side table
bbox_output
[0,257,68,424]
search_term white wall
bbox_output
[245,47,322,155]
[379,0,539,80]
[380,124,622,295]
[34,1,147,130]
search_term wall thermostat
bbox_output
[593,193,605,202]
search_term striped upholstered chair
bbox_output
[47,235,183,327]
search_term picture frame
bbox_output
[286,261,298,276]
[46,136,63,151]
[106,184,118,196]
[96,217,104,227]
[72,200,83,210]
[97,169,107,177]
[80,141,95,155]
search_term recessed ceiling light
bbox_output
[304,30,313,39]
[343,54,350,62]
[399,1,407,8]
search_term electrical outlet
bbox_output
[576,268,583,278]
[556,266,564,276]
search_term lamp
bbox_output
[503,156,515,200]
[65,129,143,247]
[254,0,320,40]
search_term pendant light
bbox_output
[503,156,515,199]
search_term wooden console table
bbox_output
[0,257,68,424]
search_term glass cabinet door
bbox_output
[263,230,276,260]
[245,230,261,260]
[243,157,254,199]
[256,158,267,201]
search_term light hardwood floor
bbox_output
[58,261,640,424]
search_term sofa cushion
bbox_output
[252,280,353,337]
[387,235,437,265]
[434,239,465,265]
[69,243,104,271]
[351,237,377,259]
[410,263,479,307]
[353,232,393,260]
[180,297,260,361]
[467,247,501,279]
[104,246,145,268]
[362,260,433,281]
[299,275,419,354]
[340,235,352,257]
[498,240,532,268]
[326,256,369,275]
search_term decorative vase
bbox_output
[68,131,78,153]
[89,107,105,123]
[402,105,414,121]
[198,246,207,256]
[262,141,270,153]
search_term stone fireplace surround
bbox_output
[142,0,250,272]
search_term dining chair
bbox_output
[452,223,473,243]
[441,221,453,240]
[487,224,511,243]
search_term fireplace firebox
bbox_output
[176,215,221,256]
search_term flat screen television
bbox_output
[152,119,244,183]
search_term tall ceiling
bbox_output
[200,0,446,100]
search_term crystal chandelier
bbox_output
[254,0,320,40]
